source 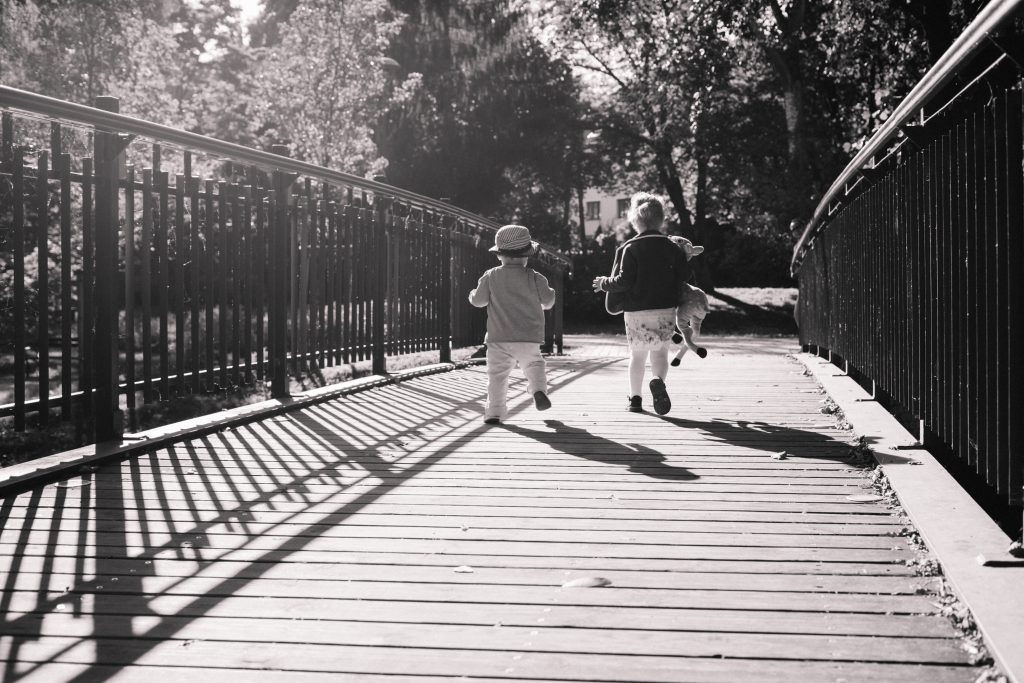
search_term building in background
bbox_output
[581,188,631,237]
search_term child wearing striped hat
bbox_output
[469,224,557,424]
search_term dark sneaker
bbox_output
[627,395,643,412]
[671,330,683,344]
[695,347,708,358]
[670,357,681,367]
[484,417,500,425]
[649,378,671,415]
[534,391,552,411]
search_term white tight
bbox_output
[629,347,669,397]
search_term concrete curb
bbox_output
[0,359,485,497]
[797,352,1023,683]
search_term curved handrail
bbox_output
[0,84,571,267]
[790,0,1023,275]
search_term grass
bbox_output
[565,287,798,337]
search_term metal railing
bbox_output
[792,0,1024,525]
[1,86,568,443]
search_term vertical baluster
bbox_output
[415,210,424,353]
[59,152,73,421]
[342,199,353,364]
[231,184,243,386]
[255,190,267,380]
[439,213,452,363]
[204,179,216,392]
[242,185,253,383]
[35,151,50,425]
[270,149,292,398]
[353,197,364,361]
[80,157,94,425]
[124,165,137,427]
[970,109,983,471]
[157,171,170,398]
[325,196,337,367]
[993,92,1009,495]
[983,101,999,481]
[12,149,26,431]
[188,169,201,394]
[306,193,319,371]
[140,169,153,402]
[218,180,230,389]
[1005,88,1024,512]
[175,173,187,395]
[957,118,970,463]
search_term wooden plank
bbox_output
[17,488,900,514]
[0,508,902,535]
[0,502,899,525]
[0,617,970,664]
[0,539,916,565]
[0,638,979,683]
[0,515,908,546]
[0,548,916,577]
[0,600,957,639]
[0,557,930,594]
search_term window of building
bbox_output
[585,201,601,220]
[616,198,629,218]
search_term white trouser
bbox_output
[485,342,548,420]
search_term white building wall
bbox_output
[581,188,631,237]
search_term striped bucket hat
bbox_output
[489,224,539,256]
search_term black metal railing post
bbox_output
[372,192,389,376]
[439,212,453,364]
[92,96,122,441]
[270,145,292,399]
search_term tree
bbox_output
[544,0,735,242]
[251,0,408,174]
[375,0,584,232]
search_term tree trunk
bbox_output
[576,184,587,257]
[782,85,805,168]
[654,147,693,239]
[692,149,713,292]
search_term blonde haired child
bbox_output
[592,193,690,415]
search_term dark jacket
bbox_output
[603,231,691,312]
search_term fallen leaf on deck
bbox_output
[771,451,788,460]
[846,494,884,503]
[53,480,89,488]
[562,576,612,588]
[453,565,474,573]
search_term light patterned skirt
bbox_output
[624,307,676,351]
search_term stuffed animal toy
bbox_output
[668,236,709,366]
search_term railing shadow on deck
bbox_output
[0,359,614,681]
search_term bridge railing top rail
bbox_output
[790,0,1023,275]
[0,84,571,269]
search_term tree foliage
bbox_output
[0,0,994,285]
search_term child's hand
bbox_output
[592,276,606,293]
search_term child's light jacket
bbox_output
[469,265,556,343]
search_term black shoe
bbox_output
[534,391,552,411]
[627,395,643,412]
[671,331,683,344]
[670,357,681,367]
[484,417,500,424]
[649,378,671,415]
[696,347,707,358]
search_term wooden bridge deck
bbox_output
[0,336,983,682]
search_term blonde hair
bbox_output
[628,192,665,231]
